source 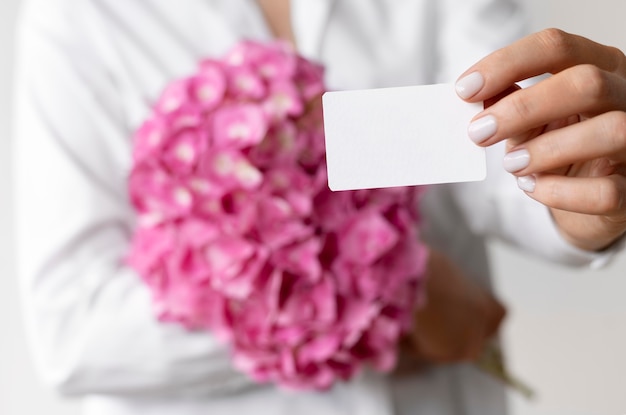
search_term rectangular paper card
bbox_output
[322,84,485,191]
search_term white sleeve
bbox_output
[13,0,251,397]
[435,0,529,84]
[434,0,623,267]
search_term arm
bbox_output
[13,0,251,397]
[407,250,506,363]
[456,29,626,255]
[435,1,617,267]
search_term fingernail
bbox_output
[455,72,484,99]
[468,115,497,144]
[503,149,530,173]
[517,175,536,193]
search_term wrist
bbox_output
[552,208,626,252]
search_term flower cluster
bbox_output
[127,40,428,390]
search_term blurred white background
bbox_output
[1,1,626,414]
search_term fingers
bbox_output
[483,85,520,110]
[457,29,626,253]
[483,296,506,339]
[456,28,626,102]
[467,66,626,147]
[503,111,626,175]
[518,173,626,216]
[410,250,506,363]
[461,294,506,362]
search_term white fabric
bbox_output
[12,0,618,414]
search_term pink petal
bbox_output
[370,347,397,372]
[338,211,399,265]
[206,238,269,299]
[227,67,267,99]
[298,334,341,364]
[263,81,303,119]
[162,130,203,174]
[213,104,269,149]
[311,190,355,231]
[127,224,176,275]
[271,238,322,282]
[202,151,263,190]
[341,300,380,346]
[280,349,297,377]
[155,78,191,114]
[248,121,300,167]
[132,118,167,163]
[310,277,337,323]
[193,60,226,110]
[205,237,255,276]
[294,56,326,100]
[258,196,293,223]
[284,191,312,217]
[178,218,220,247]
[274,325,308,346]
[258,221,313,250]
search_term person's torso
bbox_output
[73,0,504,413]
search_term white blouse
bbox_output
[13,0,613,414]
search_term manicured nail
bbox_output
[517,175,536,193]
[503,149,530,173]
[468,115,497,144]
[455,72,484,99]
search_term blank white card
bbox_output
[322,84,485,191]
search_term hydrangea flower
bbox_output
[127,40,428,391]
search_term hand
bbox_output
[403,250,506,364]
[456,29,626,251]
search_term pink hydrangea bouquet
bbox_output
[127,40,428,390]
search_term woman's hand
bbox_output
[403,250,506,364]
[456,29,626,252]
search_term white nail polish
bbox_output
[503,149,530,173]
[455,72,484,99]
[517,175,536,193]
[468,115,497,144]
